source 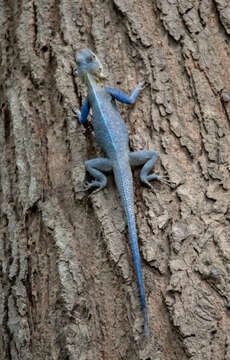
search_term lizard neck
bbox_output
[86,73,104,91]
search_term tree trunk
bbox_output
[1,0,230,359]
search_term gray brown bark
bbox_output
[1,0,230,359]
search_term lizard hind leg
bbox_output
[129,150,170,188]
[85,158,112,194]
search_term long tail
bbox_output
[113,160,148,337]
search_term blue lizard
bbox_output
[74,49,169,337]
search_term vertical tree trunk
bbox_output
[1,0,230,359]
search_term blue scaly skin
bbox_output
[74,49,170,337]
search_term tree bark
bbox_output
[1,0,230,359]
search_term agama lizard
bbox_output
[74,49,169,337]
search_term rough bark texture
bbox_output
[1,0,230,359]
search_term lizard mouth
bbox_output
[78,66,105,85]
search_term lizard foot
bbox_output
[136,80,147,91]
[143,175,172,188]
[155,175,172,186]
[72,107,81,122]
[83,181,106,195]
[88,187,105,197]
[142,180,154,190]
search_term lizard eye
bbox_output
[86,54,95,63]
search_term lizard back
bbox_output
[88,82,129,159]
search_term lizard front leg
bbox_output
[129,150,170,188]
[106,81,145,104]
[85,158,112,194]
[73,96,90,124]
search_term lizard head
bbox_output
[76,49,105,85]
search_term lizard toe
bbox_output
[156,175,172,186]
[143,180,154,190]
